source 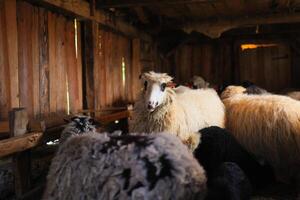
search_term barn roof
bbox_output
[95,0,300,38]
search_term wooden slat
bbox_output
[97,0,214,8]
[17,1,34,117]
[0,1,10,120]
[66,19,79,113]
[131,38,141,101]
[3,0,19,109]
[76,21,83,111]
[0,132,43,158]
[26,0,151,41]
[32,6,40,117]
[97,110,131,124]
[9,108,31,197]
[0,121,9,133]
[39,8,50,117]
[48,11,58,113]
[55,15,67,113]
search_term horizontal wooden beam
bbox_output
[97,110,132,124]
[183,12,300,38]
[97,0,214,8]
[0,121,9,133]
[26,0,151,40]
[0,132,43,157]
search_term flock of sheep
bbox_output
[43,71,300,200]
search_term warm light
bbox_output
[74,19,78,58]
[115,120,119,124]
[241,43,277,51]
[122,57,126,88]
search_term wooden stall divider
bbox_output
[9,108,31,198]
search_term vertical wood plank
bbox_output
[132,38,141,101]
[9,108,31,197]
[17,1,34,118]
[66,19,79,114]
[76,21,83,111]
[48,12,57,114]
[0,1,10,120]
[32,6,40,118]
[39,8,50,117]
[4,0,19,109]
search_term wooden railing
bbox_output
[0,107,132,199]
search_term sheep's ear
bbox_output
[70,116,80,122]
[63,118,71,123]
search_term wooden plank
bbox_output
[184,12,300,38]
[131,39,141,101]
[26,0,151,41]
[56,15,68,113]
[3,0,19,109]
[106,30,114,107]
[82,21,95,111]
[97,0,214,8]
[0,121,9,133]
[76,21,83,111]
[9,108,31,197]
[0,132,43,158]
[0,1,10,120]
[32,6,40,118]
[17,1,34,117]
[93,21,100,112]
[99,29,107,108]
[97,110,131,124]
[48,12,58,113]
[39,8,50,117]
[66,19,79,114]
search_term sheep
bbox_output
[286,91,300,101]
[43,132,207,200]
[129,71,225,150]
[194,126,274,190]
[221,85,300,186]
[59,115,97,144]
[191,75,210,89]
[205,162,252,200]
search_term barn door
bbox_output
[237,42,291,92]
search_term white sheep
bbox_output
[130,71,225,150]
[43,133,207,200]
[221,85,300,186]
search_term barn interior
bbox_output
[1,0,300,199]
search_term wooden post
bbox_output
[9,108,31,197]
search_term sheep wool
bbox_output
[59,115,97,144]
[130,71,225,150]
[221,85,300,183]
[43,133,207,200]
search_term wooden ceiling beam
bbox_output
[183,12,300,38]
[97,0,215,8]
[25,0,151,41]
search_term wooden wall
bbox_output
[0,1,82,120]
[83,22,144,111]
[167,37,298,92]
[167,40,233,86]
[237,42,291,92]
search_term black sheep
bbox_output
[194,126,275,190]
[205,162,252,200]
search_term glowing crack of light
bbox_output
[241,43,277,51]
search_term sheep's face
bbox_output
[143,80,167,112]
[66,116,97,133]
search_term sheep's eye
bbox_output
[161,83,167,91]
[144,81,148,91]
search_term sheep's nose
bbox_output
[148,104,153,110]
